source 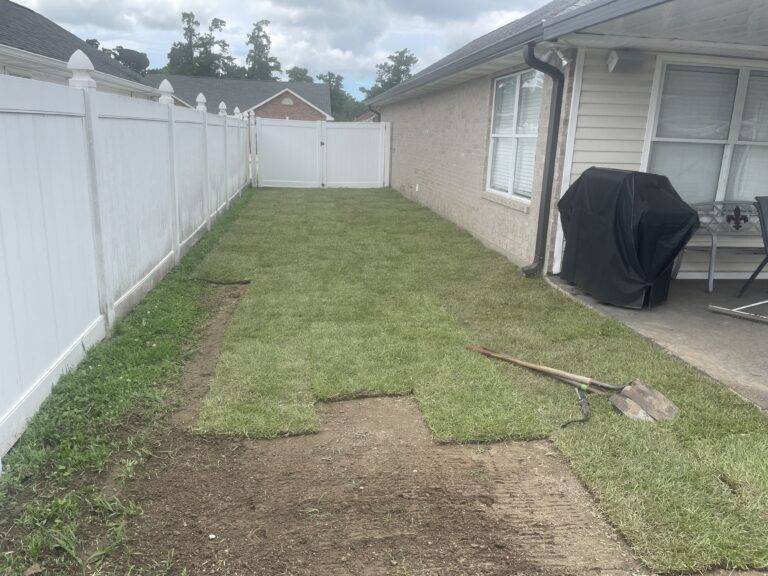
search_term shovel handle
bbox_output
[467,345,619,393]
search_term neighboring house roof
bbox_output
[144,74,333,116]
[355,110,377,122]
[367,0,670,106]
[0,0,148,85]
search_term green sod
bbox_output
[195,188,768,572]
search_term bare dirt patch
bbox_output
[119,393,644,575]
[171,283,247,429]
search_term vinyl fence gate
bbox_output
[254,118,391,188]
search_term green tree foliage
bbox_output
[85,38,150,75]
[360,48,418,99]
[316,71,367,120]
[286,66,313,83]
[166,12,242,77]
[111,46,150,75]
[166,12,198,75]
[245,20,282,81]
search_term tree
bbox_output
[316,71,367,120]
[360,48,418,99]
[286,66,312,83]
[85,38,149,75]
[112,46,150,75]
[245,20,281,81]
[166,12,198,75]
[165,12,239,77]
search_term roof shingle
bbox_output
[144,74,333,116]
[0,0,147,85]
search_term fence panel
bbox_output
[208,117,227,215]
[325,122,390,188]
[0,76,102,456]
[94,92,175,309]
[174,107,207,248]
[256,119,390,188]
[257,119,322,188]
[0,69,250,463]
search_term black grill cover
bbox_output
[558,168,699,309]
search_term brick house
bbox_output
[145,74,333,120]
[368,0,768,284]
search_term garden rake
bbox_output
[467,345,679,422]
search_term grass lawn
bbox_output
[196,188,768,573]
[0,194,249,576]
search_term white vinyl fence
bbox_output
[255,118,391,188]
[0,51,250,463]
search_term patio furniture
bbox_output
[676,201,764,293]
[738,197,768,298]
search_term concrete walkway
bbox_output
[552,278,768,410]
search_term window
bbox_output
[648,63,768,204]
[487,70,543,199]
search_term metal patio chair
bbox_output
[738,196,768,298]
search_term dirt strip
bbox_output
[122,400,644,574]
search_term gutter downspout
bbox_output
[522,41,565,277]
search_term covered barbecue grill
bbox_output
[558,168,699,309]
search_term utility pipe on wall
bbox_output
[522,42,565,277]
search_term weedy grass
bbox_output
[195,188,768,572]
[0,192,251,576]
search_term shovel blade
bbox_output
[610,379,679,422]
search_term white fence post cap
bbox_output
[158,79,174,105]
[233,106,241,118]
[196,92,207,112]
[219,101,227,116]
[67,49,97,89]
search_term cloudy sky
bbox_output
[18,0,548,97]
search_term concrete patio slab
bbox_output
[550,278,768,410]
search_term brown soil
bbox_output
[113,287,646,575]
[171,283,247,430]
[127,397,647,576]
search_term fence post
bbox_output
[219,101,229,208]
[68,50,115,329]
[159,80,181,263]
[255,116,262,188]
[319,120,327,188]
[248,112,256,188]
[197,93,212,231]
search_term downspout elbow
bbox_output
[521,42,565,277]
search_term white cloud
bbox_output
[18,0,547,97]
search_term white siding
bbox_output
[562,48,766,279]
[569,49,655,181]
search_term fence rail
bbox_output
[0,51,250,462]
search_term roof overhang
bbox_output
[0,43,159,96]
[245,87,334,120]
[559,0,768,61]
[368,0,674,108]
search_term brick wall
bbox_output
[378,69,553,266]
[252,92,327,121]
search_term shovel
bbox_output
[467,345,679,422]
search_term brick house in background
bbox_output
[145,74,333,120]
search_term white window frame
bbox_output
[485,69,541,201]
[642,54,768,203]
